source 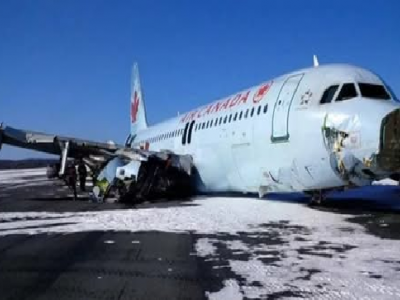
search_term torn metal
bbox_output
[90,150,195,204]
[0,125,195,204]
[322,113,372,185]
[321,110,400,186]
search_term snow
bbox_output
[0,168,47,184]
[0,197,350,235]
[373,178,398,185]
[1,198,400,299]
[0,168,49,191]
[1,170,400,299]
[195,238,218,257]
[206,280,243,300]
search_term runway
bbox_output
[1,169,400,299]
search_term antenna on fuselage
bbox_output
[313,55,319,67]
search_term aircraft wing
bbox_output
[0,124,192,173]
[0,124,193,183]
[0,124,124,158]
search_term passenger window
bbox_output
[219,117,223,125]
[263,104,268,113]
[244,109,249,118]
[206,121,209,128]
[202,122,205,129]
[257,106,261,115]
[320,85,339,104]
[228,114,232,122]
[336,83,358,101]
[233,112,238,121]
[250,107,255,117]
[239,111,243,120]
[223,116,227,124]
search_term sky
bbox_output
[0,0,399,159]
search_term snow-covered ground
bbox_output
[1,169,400,299]
[0,197,399,299]
[0,168,47,183]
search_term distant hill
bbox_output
[0,159,58,170]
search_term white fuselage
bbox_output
[132,64,400,195]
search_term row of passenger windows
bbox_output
[195,103,268,131]
[320,82,391,104]
[139,103,269,144]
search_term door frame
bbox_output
[271,73,304,143]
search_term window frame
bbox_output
[320,84,340,105]
[358,82,391,100]
[335,82,358,102]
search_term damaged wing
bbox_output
[0,124,195,203]
[0,124,123,158]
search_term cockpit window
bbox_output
[320,85,339,104]
[359,83,390,100]
[336,83,358,101]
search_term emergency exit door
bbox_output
[271,74,304,142]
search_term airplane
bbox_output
[1,57,399,204]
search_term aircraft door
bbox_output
[181,121,196,146]
[271,74,304,142]
[187,121,195,144]
[182,123,189,145]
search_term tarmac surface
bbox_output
[1,169,400,300]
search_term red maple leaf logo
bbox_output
[253,82,272,103]
[131,91,140,123]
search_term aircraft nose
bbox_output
[322,105,400,184]
[376,108,400,173]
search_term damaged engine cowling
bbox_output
[92,152,195,204]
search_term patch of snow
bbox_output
[0,197,353,235]
[226,240,248,252]
[206,279,243,300]
[373,179,398,185]
[0,168,47,184]
[195,238,218,257]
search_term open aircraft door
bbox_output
[178,120,196,154]
[271,74,304,142]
